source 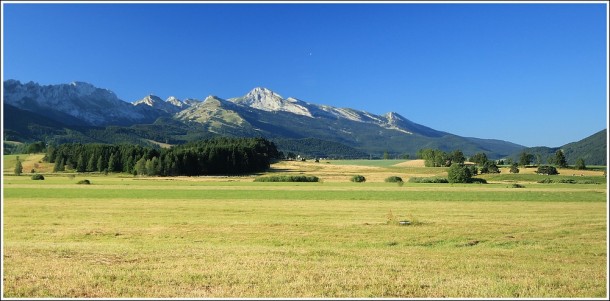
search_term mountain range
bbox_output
[2,80,606,164]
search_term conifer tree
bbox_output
[14,156,23,176]
[553,150,567,168]
[87,155,96,172]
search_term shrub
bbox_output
[537,178,554,183]
[511,183,525,188]
[31,174,45,180]
[556,179,576,184]
[480,161,500,174]
[467,165,478,176]
[537,165,558,175]
[77,179,91,185]
[468,178,487,184]
[509,164,519,174]
[350,175,366,183]
[447,163,472,183]
[254,175,319,182]
[408,177,448,183]
[384,176,403,183]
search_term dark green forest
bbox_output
[272,138,369,159]
[44,137,279,176]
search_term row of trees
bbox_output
[417,148,501,173]
[517,149,586,169]
[419,148,586,171]
[417,149,466,167]
[44,137,279,176]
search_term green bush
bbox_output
[254,175,319,182]
[408,177,448,183]
[350,175,366,183]
[538,178,554,183]
[537,165,559,175]
[511,183,525,188]
[31,174,45,180]
[556,179,576,184]
[447,164,472,183]
[77,179,91,185]
[384,176,403,183]
[467,165,478,176]
[468,178,487,184]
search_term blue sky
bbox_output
[2,2,607,147]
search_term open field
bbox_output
[2,155,608,298]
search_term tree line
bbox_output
[44,137,279,176]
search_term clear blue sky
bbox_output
[2,2,608,147]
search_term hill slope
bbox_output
[509,129,607,166]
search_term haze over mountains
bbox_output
[3,80,606,164]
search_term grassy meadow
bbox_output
[2,155,608,298]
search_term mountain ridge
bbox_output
[4,79,586,160]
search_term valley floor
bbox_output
[2,156,608,298]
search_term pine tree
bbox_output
[87,155,96,172]
[575,158,586,170]
[53,155,65,172]
[135,156,147,176]
[14,156,23,176]
[107,153,117,172]
[97,156,105,172]
[76,154,86,172]
[553,150,567,168]
[519,151,533,167]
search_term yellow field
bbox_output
[2,155,608,298]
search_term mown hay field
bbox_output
[2,157,608,298]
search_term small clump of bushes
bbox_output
[384,176,403,183]
[469,178,488,184]
[407,176,486,184]
[31,174,45,180]
[537,178,600,185]
[511,183,525,188]
[408,177,448,183]
[350,175,366,183]
[77,179,91,185]
[254,175,319,182]
[537,165,559,175]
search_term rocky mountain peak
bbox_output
[166,96,186,108]
[384,112,405,122]
[133,95,163,106]
[203,95,221,102]
[246,87,282,100]
[229,87,312,117]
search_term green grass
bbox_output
[481,173,607,184]
[2,155,608,298]
[3,173,607,298]
[3,154,20,173]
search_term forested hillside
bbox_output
[272,138,369,159]
[509,129,607,166]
